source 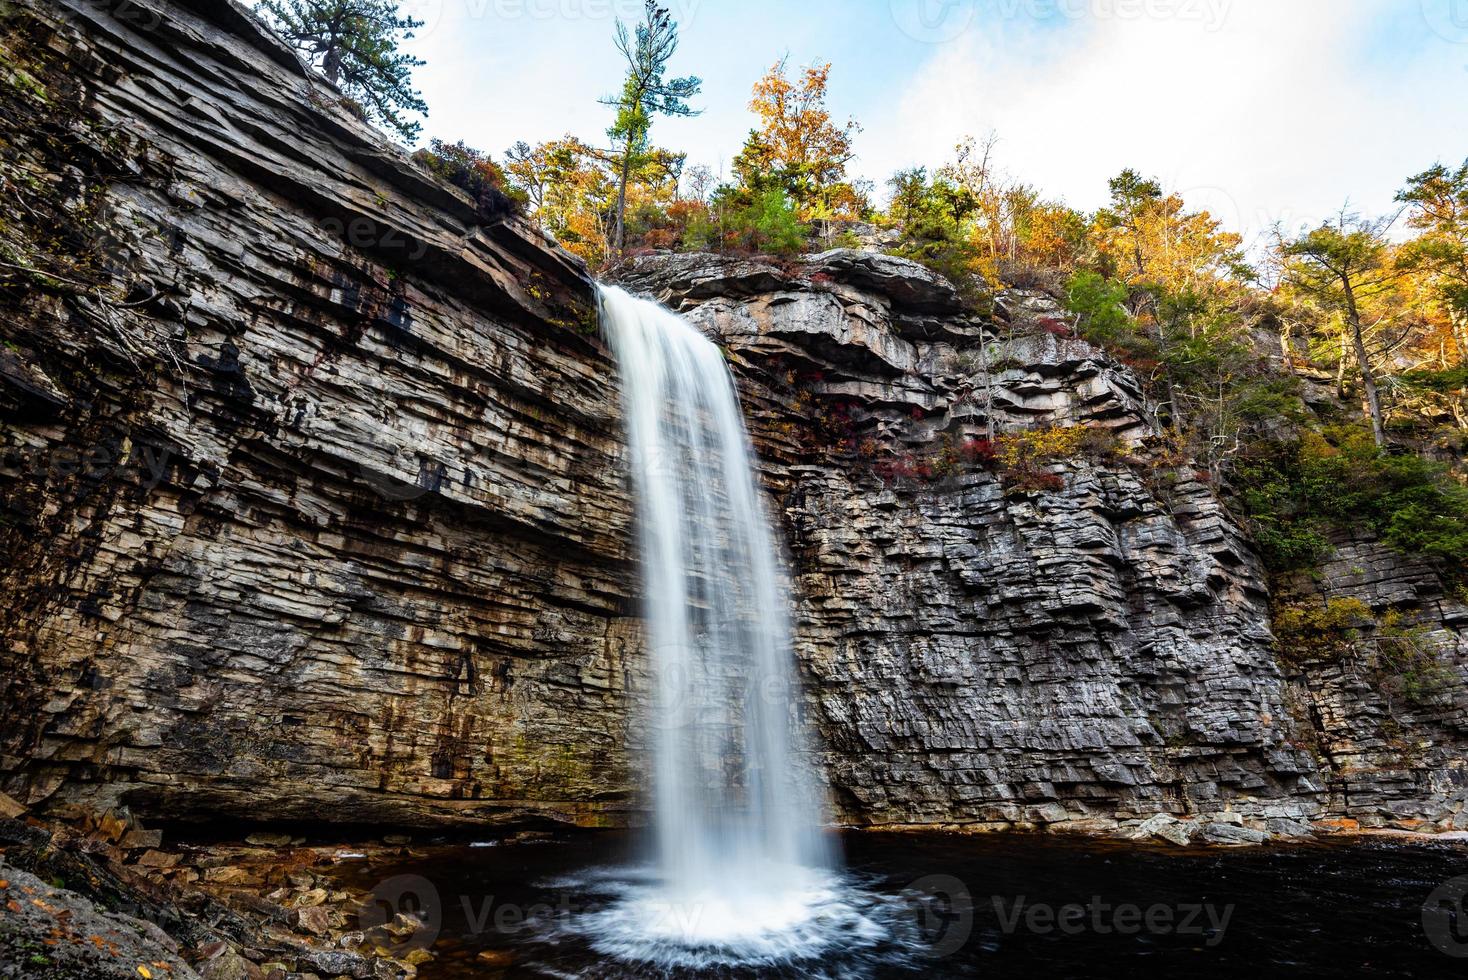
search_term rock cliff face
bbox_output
[622,253,1468,834]
[1,0,1463,838]
[0,0,636,829]
[622,253,1326,832]
[1275,536,1468,830]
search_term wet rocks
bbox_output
[0,793,26,820]
[0,862,202,979]
[1130,814,1196,847]
[196,944,257,980]
[247,835,297,849]
[297,950,373,978]
[1,811,445,979]
[293,906,332,937]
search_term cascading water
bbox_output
[601,284,831,884]
[548,286,899,972]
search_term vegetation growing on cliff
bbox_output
[1273,598,1455,707]
[411,139,524,220]
[259,0,427,141]
[1233,426,1468,573]
[0,17,181,374]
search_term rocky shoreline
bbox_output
[2,807,467,979]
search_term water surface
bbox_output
[329,830,1467,978]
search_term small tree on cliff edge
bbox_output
[1281,212,1402,448]
[604,0,702,258]
[259,0,428,142]
[733,58,861,219]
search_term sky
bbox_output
[380,0,1468,250]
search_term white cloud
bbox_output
[866,0,1468,250]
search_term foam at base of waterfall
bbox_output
[534,865,923,975]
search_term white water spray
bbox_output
[595,284,837,960]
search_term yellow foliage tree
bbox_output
[504,136,685,267]
[733,58,863,218]
[1092,170,1245,315]
[1020,203,1089,270]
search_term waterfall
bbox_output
[598,284,834,952]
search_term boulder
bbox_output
[1204,823,1270,846]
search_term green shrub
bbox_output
[722,189,807,256]
[413,139,525,219]
[677,203,718,251]
[1234,376,1308,423]
[1273,597,1372,665]
[1400,364,1468,395]
[1273,601,1455,706]
[1065,270,1133,345]
[1372,611,1456,706]
[1063,270,1167,375]
[885,167,987,305]
[1233,424,1468,573]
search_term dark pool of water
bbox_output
[327,831,1468,979]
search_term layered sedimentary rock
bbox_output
[1,0,1463,838]
[623,248,1468,833]
[623,253,1327,830]
[1275,536,1468,830]
[0,0,636,828]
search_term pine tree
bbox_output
[1281,212,1403,447]
[1396,161,1468,428]
[259,0,428,143]
[1096,169,1164,282]
[603,1,701,258]
[1398,161,1468,354]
